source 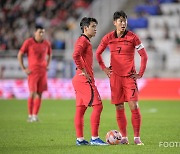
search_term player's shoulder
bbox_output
[22,37,33,46]
[105,31,114,37]
[43,40,51,46]
[76,35,90,44]
[25,37,33,43]
[127,30,139,38]
[103,31,115,40]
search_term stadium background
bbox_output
[0,0,180,100]
[0,1,180,154]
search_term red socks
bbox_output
[131,108,141,137]
[74,104,103,138]
[74,106,87,137]
[91,104,103,137]
[28,97,42,116]
[116,109,127,137]
[28,97,33,115]
[32,98,41,115]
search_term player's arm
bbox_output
[73,42,85,70]
[96,35,112,78]
[18,40,31,75]
[46,54,52,71]
[137,46,148,77]
[130,43,147,79]
[130,35,148,80]
[46,43,52,71]
[73,40,91,82]
[17,51,31,75]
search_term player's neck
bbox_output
[83,32,92,39]
[116,30,125,37]
[34,37,43,43]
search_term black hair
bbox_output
[80,17,98,33]
[113,11,127,21]
[35,25,44,31]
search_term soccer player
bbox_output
[96,11,148,145]
[17,25,52,122]
[72,17,107,146]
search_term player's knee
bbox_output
[115,103,124,110]
[98,104,103,112]
[129,101,139,110]
[93,104,103,112]
[36,93,42,99]
[29,92,36,98]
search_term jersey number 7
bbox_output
[117,47,121,54]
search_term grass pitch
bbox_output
[0,99,179,154]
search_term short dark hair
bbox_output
[80,17,98,32]
[35,25,44,31]
[113,11,127,21]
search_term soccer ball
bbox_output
[106,130,122,145]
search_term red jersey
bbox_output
[73,34,94,81]
[96,30,148,77]
[19,37,52,71]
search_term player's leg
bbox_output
[89,86,108,145]
[116,103,129,145]
[125,77,144,145]
[72,78,90,145]
[32,92,42,122]
[90,104,103,137]
[110,74,129,144]
[27,91,36,122]
[90,104,107,145]
[75,105,89,145]
[31,72,47,122]
[115,103,129,144]
[128,101,144,145]
[27,74,37,122]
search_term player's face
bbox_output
[34,29,45,42]
[114,17,127,32]
[85,22,97,38]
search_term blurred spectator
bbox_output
[146,33,157,52]
[0,0,93,51]
[163,22,170,39]
[128,12,148,30]
[0,65,5,79]
[174,34,180,53]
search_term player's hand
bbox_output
[23,68,31,75]
[79,69,92,83]
[129,73,141,80]
[103,67,112,78]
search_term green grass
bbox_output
[0,99,180,154]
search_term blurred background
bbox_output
[0,0,180,100]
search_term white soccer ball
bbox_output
[106,130,122,145]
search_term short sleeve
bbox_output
[20,39,29,54]
[47,41,52,55]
